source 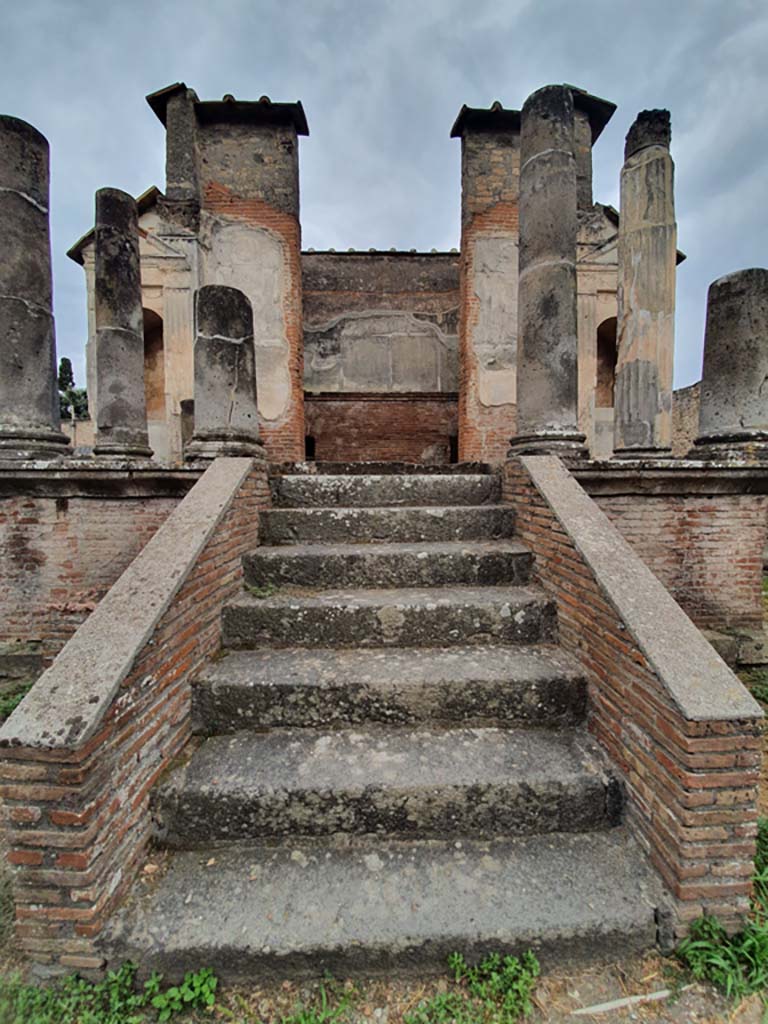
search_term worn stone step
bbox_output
[103,829,659,981]
[244,540,533,590]
[271,474,501,509]
[274,461,493,476]
[153,726,620,846]
[192,645,587,733]
[222,585,556,649]
[259,505,516,545]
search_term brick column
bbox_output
[146,87,309,463]
[614,111,676,457]
[451,102,520,464]
[0,117,69,460]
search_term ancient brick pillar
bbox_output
[509,85,585,456]
[451,102,520,464]
[185,285,266,460]
[93,188,153,458]
[145,87,309,462]
[694,268,768,460]
[0,116,70,460]
[613,110,676,457]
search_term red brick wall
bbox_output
[305,394,458,464]
[595,494,767,630]
[0,496,182,660]
[204,184,304,463]
[504,457,761,933]
[0,462,269,971]
[302,251,459,326]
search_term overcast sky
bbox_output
[3,0,767,389]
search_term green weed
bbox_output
[244,582,278,599]
[677,818,768,1002]
[0,682,33,722]
[0,961,217,1024]
[405,950,540,1024]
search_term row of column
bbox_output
[1,106,765,465]
[0,115,265,464]
[508,85,767,461]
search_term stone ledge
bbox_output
[520,455,763,723]
[0,461,202,498]
[573,458,768,496]
[0,457,255,750]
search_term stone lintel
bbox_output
[568,86,616,143]
[450,101,520,138]
[0,462,202,499]
[451,86,615,142]
[147,82,309,136]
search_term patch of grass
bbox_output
[0,962,217,1024]
[0,681,33,722]
[244,581,278,600]
[404,951,540,1024]
[677,817,768,1002]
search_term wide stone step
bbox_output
[276,461,493,476]
[222,585,556,649]
[152,726,620,846]
[244,540,533,590]
[271,473,501,508]
[259,505,516,545]
[103,830,660,981]
[192,645,587,733]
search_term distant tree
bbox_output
[58,357,89,420]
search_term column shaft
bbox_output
[614,110,676,457]
[93,188,153,458]
[0,116,69,459]
[510,85,585,455]
[694,268,768,460]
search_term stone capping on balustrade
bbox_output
[0,456,257,751]
[520,455,763,723]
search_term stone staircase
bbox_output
[105,464,662,980]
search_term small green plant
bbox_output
[146,967,218,1021]
[244,581,278,599]
[405,950,540,1024]
[677,818,768,1003]
[0,682,33,722]
[0,961,218,1023]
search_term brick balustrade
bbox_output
[504,455,763,935]
[0,457,270,972]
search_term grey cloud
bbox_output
[2,0,766,389]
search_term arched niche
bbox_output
[596,317,618,408]
[143,308,165,419]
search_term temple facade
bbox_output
[67,83,680,466]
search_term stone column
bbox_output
[93,188,153,458]
[694,269,768,460]
[0,116,70,460]
[613,110,676,457]
[509,85,585,456]
[451,101,520,463]
[185,285,266,460]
